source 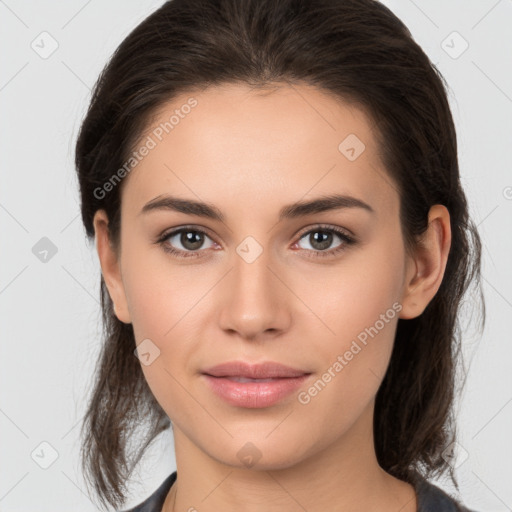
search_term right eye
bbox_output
[157,227,218,258]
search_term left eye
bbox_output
[295,227,355,254]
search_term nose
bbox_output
[217,246,291,341]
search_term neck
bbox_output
[163,401,416,512]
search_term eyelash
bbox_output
[156,224,356,260]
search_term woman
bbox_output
[75,0,484,510]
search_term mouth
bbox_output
[201,360,310,379]
[201,361,312,408]
[219,376,285,383]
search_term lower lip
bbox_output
[202,374,310,408]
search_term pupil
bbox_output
[311,231,332,250]
[182,231,203,250]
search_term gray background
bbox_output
[0,0,511,510]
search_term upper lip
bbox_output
[202,361,310,379]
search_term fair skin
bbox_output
[93,82,451,512]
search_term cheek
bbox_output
[120,245,212,405]
[291,241,404,408]
[293,238,404,348]
[121,242,209,339]
[293,298,399,444]
[123,261,203,422]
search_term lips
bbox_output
[201,360,310,379]
[201,361,312,408]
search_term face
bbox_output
[94,82,443,471]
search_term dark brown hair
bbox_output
[75,0,485,509]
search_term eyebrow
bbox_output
[139,193,375,222]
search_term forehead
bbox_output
[121,82,398,218]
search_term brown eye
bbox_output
[177,230,205,250]
[303,230,336,251]
[158,228,217,258]
[295,226,356,258]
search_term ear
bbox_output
[93,209,132,324]
[399,204,452,320]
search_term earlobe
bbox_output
[93,209,132,324]
[399,205,452,320]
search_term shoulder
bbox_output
[413,474,479,512]
[119,472,177,512]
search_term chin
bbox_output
[206,435,312,472]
